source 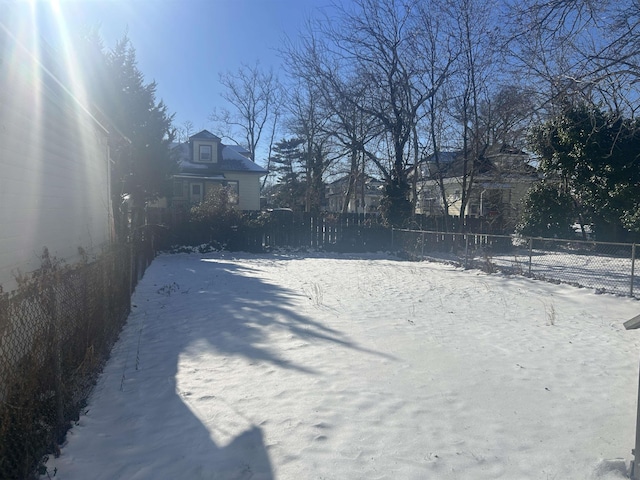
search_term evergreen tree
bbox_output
[516,183,575,238]
[527,102,640,240]
[79,34,175,239]
[268,138,305,209]
[379,179,413,229]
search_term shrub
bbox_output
[516,183,575,238]
[188,187,244,249]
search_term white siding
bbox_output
[224,173,262,210]
[192,139,219,163]
[0,39,113,292]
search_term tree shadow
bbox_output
[87,252,395,479]
[160,255,396,371]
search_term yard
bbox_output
[43,252,640,479]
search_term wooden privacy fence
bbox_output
[256,212,391,252]
[156,211,393,253]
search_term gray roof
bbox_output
[226,144,252,157]
[220,145,268,173]
[171,139,268,176]
[189,129,221,141]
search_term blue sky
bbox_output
[20,0,331,135]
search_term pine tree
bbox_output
[268,138,305,209]
[527,102,640,240]
[80,34,175,239]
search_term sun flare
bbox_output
[0,1,113,286]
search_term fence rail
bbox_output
[156,211,392,253]
[392,228,639,297]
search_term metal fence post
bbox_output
[625,315,640,479]
[632,243,636,297]
[421,231,425,257]
[391,228,395,251]
[465,235,469,268]
[528,237,533,276]
[632,358,640,479]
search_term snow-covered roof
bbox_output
[171,139,268,175]
[220,145,267,173]
[226,144,252,157]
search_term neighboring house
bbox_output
[167,130,267,211]
[415,145,539,230]
[326,174,384,214]
[0,25,115,292]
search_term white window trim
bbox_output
[190,182,204,203]
[199,144,213,163]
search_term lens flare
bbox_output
[0,1,113,288]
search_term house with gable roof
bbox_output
[169,130,267,210]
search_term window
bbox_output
[189,183,204,204]
[199,144,212,162]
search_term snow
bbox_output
[489,250,637,297]
[43,252,640,479]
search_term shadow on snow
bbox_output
[115,252,394,479]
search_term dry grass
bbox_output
[0,246,134,479]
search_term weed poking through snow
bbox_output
[542,301,557,326]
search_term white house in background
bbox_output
[0,26,115,292]
[326,174,384,214]
[168,130,267,210]
[414,145,539,230]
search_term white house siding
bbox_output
[0,37,113,292]
[224,172,262,210]
[192,138,218,163]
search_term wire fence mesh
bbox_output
[392,229,639,297]
[0,243,146,479]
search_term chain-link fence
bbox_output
[0,244,139,479]
[392,228,640,297]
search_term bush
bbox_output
[188,187,244,249]
[516,183,575,238]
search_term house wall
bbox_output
[327,194,380,214]
[417,177,536,223]
[325,177,384,214]
[192,138,219,163]
[171,173,262,211]
[224,172,262,210]
[0,35,113,292]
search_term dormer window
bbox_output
[199,145,212,162]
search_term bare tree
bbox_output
[286,38,381,214]
[328,90,381,214]
[285,0,456,226]
[414,2,459,231]
[507,0,640,116]
[210,62,282,164]
[175,120,194,143]
[444,0,502,232]
[261,102,282,190]
[477,85,537,149]
[286,79,334,213]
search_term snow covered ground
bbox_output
[43,252,640,479]
[490,250,637,297]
